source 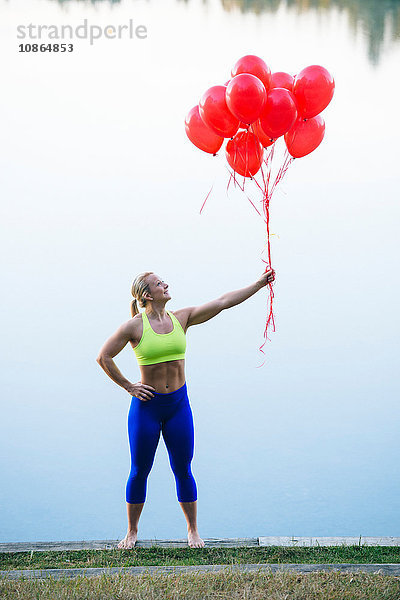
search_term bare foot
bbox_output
[188,529,205,548]
[118,530,138,549]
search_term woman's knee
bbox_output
[129,462,153,481]
[126,475,147,504]
[169,460,194,480]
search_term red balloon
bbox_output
[271,71,294,92]
[226,74,267,124]
[231,55,272,93]
[284,115,325,158]
[185,105,224,154]
[293,65,335,119]
[225,131,263,177]
[259,88,298,139]
[249,120,275,148]
[199,85,239,138]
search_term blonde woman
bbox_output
[96,268,275,549]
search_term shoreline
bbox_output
[1,537,400,553]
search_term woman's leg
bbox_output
[118,502,144,549]
[179,500,204,547]
[119,399,161,549]
[162,398,204,548]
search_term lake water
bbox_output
[1,0,399,543]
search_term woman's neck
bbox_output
[145,304,168,320]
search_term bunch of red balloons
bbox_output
[185,55,335,178]
[185,56,334,361]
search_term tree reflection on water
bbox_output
[219,0,400,64]
[51,0,400,65]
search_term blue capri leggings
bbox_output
[126,382,197,504]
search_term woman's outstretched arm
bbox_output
[177,268,275,329]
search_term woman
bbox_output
[96,268,275,549]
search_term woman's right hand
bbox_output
[256,267,276,288]
[125,382,156,401]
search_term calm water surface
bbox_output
[0,0,399,542]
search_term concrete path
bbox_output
[1,536,400,553]
[1,563,400,580]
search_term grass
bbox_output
[1,545,400,570]
[1,569,400,600]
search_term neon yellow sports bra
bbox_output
[133,310,186,366]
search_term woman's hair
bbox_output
[130,271,154,317]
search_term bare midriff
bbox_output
[139,359,186,394]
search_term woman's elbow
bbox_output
[96,352,107,365]
[220,296,237,311]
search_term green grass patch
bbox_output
[1,545,400,570]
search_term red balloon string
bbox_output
[244,134,250,179]
[256,282,276,367]
[258,162,275,366]
[266,150,294,202]
[199,184,214,214]
[199,130,294,365]
[257,224,275,365]
[225,166,266,222]
[226,170,234,194]
[247,142,294,364]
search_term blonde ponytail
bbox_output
[130,299,139,317]
[130,271,154,317]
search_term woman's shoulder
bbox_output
[120,313,143,340]
[120,313,143,343]
[169,308,190,332]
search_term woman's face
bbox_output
[146,273,171,302]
